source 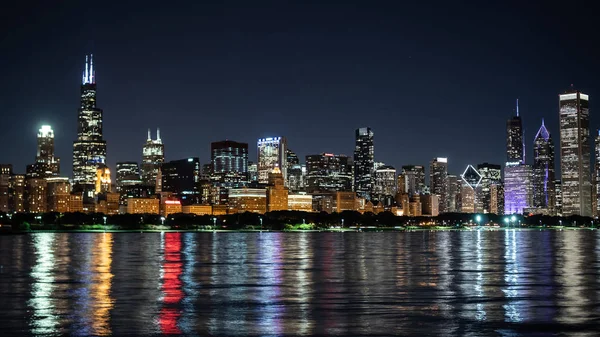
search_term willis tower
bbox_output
[72,54,107,201]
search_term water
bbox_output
[0,230,599,336]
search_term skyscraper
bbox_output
[27,125,60,178]
[445,174,460,212]
[305,153,353,193]
[257,137,287,184]
[504,164,533,214]
[477,163,502,214]
[402,165,425,196]
[504,100,532,215]
[116,162,142,191]
[430,158,448,213]
[286,149,304,192]
[161,158,201,205]
[460,165,482,213]
[559,89,591,216]
[141,129,165,186]
[211,140,248,189]
[353,127,374,199]
[507,99,524,164]
[73,55,107,200]
[374,165,397,202]
[533,120,555,211]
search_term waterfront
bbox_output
[1,231,599,336]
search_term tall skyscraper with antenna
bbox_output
[504,99,533,214]
[142,128,165,187]
[72,54,107,201]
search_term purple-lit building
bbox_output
[504,164,532,214]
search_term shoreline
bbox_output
[2,226,595,234]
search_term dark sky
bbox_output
[1,1,598,179]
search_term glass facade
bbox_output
[141,129,165,186]
[504,164,532,214]
[559,90,591,216]
[116,162,142,191]
[430,158,448,213]
[257,137,287,184]
[477,163,502,214]
[532,120,555,211]
[210,140,248,189]
[305,153,353,193]
[354,127,374,199]
[72,55,106,200]
[402,165,426,196]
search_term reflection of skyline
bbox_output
[4,231,600,336]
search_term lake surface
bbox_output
[1,230,599,336]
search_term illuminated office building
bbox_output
[305,153,353,193]
[504,164,532,214]
[374,165,396,204]
[25,178,47,213]
[554,180,562,216]
[127,197,160,214]
[490,183,504,215]
[477,163,502,214]
[46,177,71,213]
[228,188,267,213]
[354,127,374,199]
[142,129,165,186]
[460,165,482,213]
[211,140,248,189]
[116,162,141,191]
[288,193,313,212]
[0,165,11,212]
[257,137,287,184]
[286,149,304,192]
[161,157,201,205]
[73,55,107,201]
[559,89,591,216]
[402,165,426,196]
[9,174,25,213]
[507,99,524,164]
[533,120,556,212]
[430,158,448,213]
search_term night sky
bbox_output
[1,1,598,179]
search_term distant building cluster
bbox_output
[0,57,597,218]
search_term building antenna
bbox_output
[147,128,151,141]
[157,128,161,141]
[84,55,89,84]
[516,98,519,117]
[90,54,94,84]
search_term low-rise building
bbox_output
[127,197,160,214]
[288,194,313,212]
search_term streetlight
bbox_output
[504,217,509,226]
[475,215,482,226]
[103,216,107,232]
[510,215,516,227]
[161,216,165,226]
[341,218,345,227]
[259,217,263,231]
[213,217,217,228]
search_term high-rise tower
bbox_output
[430,158,448,213]
[506,99,524,164]
[532,119,555,211]
[354,127,374,199]
[141,129,165,187]
[72,54,107,200]
[559,89,591,216]
[594,130,600,216]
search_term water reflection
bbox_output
[28,233,59,334]
[159,232,183,334]
[3,231,600,336]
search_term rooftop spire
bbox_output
[516,98,519,117]
[157,128,161,141]
[90,54,94,84]
[147,128,151,141]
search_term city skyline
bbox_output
[1,2,598,179]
